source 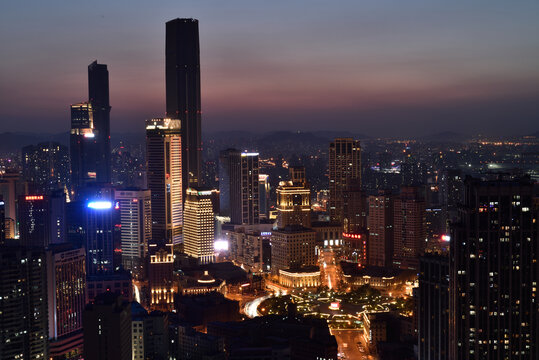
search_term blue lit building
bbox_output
[85,200,115,274]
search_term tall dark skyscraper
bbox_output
[218,149,260,225]
[418,253,449,360]
[0,243,48,360]
[88,61,112,184]
[166,18,202,191]
[450,176,537,360]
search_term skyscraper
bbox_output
[88,60,111,184]
[218,148,241,218]
[145,118,182,246]
[114,189,152,276]
[329,138,362,229]
[18,194,50,247]
[46,244,86,359]
[70,102,97,191]
[218,149,259,225]
[22,142,70,193]
[259,174,270,219]
[367,190,395,267]
[276,167,311,229]
[85,199,116,275]
[166,18,202,190]
[450,176,537,360]
[83,292,132,360]
[18,191,66,248]
[148,247,175,311]
[271,227,317,274]
[418,253,449,360]
[393,186,427,270]
[0,243,48,360]
[183,188,216,264]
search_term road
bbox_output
[244,295,271,318]
[321,248,341,290]
[332,329,369,360]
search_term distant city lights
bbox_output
[441,234,451,242]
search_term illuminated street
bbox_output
[332,329,371,360]
[320,248,341,290]
[244,295,271,318]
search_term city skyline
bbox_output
[1,1,538,137]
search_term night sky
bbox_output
[1,0,538,137]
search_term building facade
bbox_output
[418,253,449,360]
[0,244,48,360]
[393,186,426,270]
[166,18,202,190]
[219,149,260,225]
[114,189,152,276]
[46,245,86,360]
[83,293,132,360]
[450,177,538,360]
[22,142,70,193]
[146,118,183,246]
[271,227,317,274]
[88,60,112,185]
[85,199,116,275]
[183,188,216,264]
[368,190,395,267]
[329,138,361,227]
[148,248,175,311]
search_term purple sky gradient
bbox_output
[1,0,538,136]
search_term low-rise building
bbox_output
[279,266,321,288]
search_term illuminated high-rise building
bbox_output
[114,189,152,276]
[183,188,216,264]
[88,60,111,184]
[0,171,21,238]
[70,102,97,191]
[393,186,426,270]
[271,227,317,274]
[450,177,537,360]
[276,166,311,229]
[218,149,259,225]
[22,142,70,193]
[0,243,48,360]
[46,244,86,359]
[85,199,116,275]
[367,190,395,267]
[166,18,202,191]
[259,174,270,219]
[146,118,182,246]
[328,138,362,228]
[18,194,50,247]
[18,191,67,248]
[148,247,175,311]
